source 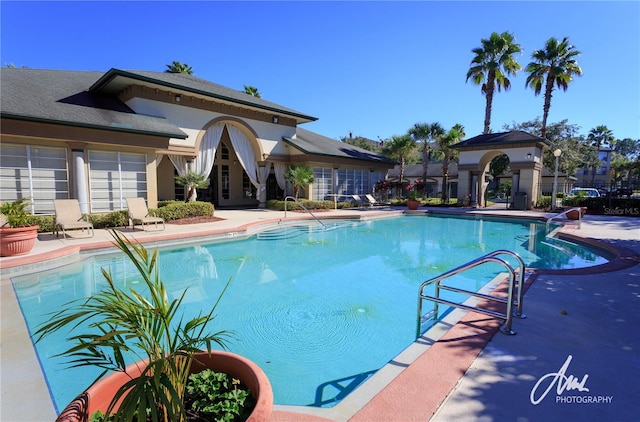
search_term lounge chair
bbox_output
[53,199,94,239]
[126,197,165,231]
[351,195,367,207]
[365,194,387,207]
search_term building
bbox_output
[1,68,394,214]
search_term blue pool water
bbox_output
[12,214,608,411]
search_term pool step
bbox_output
[256,221,361,241]
[256,225,320,240]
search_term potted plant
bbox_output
[34,231,272,422]
[404,183,421,210]
[0,197,39,257]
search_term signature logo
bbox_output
[530,355,589,405]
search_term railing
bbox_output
[416,250,527,339]
[546,206,584,230]
[283,196,326,227]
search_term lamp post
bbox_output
[552,148,562,211]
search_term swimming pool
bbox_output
[12,214,609,411]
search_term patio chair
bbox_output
[126,197,165,231]
[53,199,94,239]
[365,194,387,207]
[351,195,368,207]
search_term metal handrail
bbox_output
[546,206,584,230]
[484,250,526,319]
[416,250,524,339]
[283,196,326,227]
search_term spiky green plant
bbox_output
[34,230,233,422]
[175,171,210,202]
[284,166,315,199]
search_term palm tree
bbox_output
[165,61,194,74]
[243,85,261,98]
[382,134,417,197]
[436,124,464,203]
[466,32,522,134]
[525,37,582,139]
[587,125,615,185]
[409,122,445,195]
[175,171,209,202]
[284,166,315,199]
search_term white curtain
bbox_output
[274,162,288,193]
[155,154,164,167]
[195,123,224,179]
[257,162,272,207]
[168,155,189,177]
[226,124,259,188]
[168,122,224,178]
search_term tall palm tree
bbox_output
[382,134,417,197]
[436,124,464,203]
[525,37,582,139]
[409,122,445,194]
[466,32,522,134]
[165,61,194,74]
[243,85,261,98]
[587,125,615,185]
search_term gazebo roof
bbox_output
[453,131,550,149]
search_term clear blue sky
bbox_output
[2,1,639,142]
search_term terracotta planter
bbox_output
[56,351,273,422]
[566,207,587,220]
[406,200,420,210]
[0,225,39,257]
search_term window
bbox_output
[0,143,69,214]
[88,151,147,212]
[336,168,369,196]
[312,167,333,200]
[221,165,230,199]
[242,171,256,198]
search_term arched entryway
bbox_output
[454,131,550,209]
[159,118,277,208]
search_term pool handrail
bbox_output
[416,250,525,339]
[283,196,326,227]
[546,206,583,230]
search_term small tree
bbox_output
[285,166,315,199]
[175,171,209,202]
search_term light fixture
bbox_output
[272,116,279,124]
[526,153,532,160]
[175,94,181,103]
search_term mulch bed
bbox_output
[168,216,224,225]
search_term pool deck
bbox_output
[1,207,639,421]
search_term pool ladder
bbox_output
[283,196,326,227]
[416,250,526,339]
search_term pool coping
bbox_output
[1,207,638,421]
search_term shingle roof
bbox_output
[453,131,550,149]
[283,127,395,164]
[1,68,188,138]
[90,69,317,123]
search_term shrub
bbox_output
[31,215,55,233]
[266,199,334,211]
[154,201,214,220]
[88,210,129,229]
